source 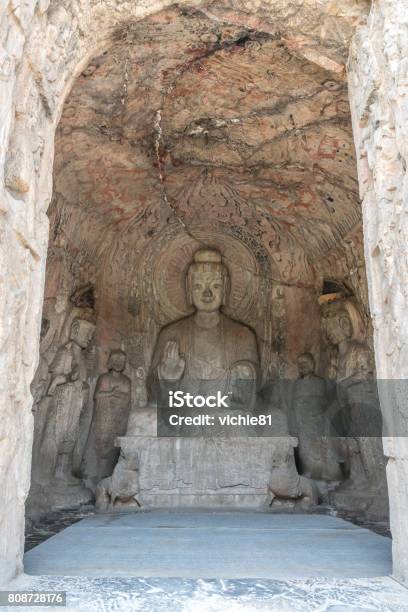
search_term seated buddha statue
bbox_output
[148,248,260,435]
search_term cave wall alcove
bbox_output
[28,6,383,516]
[2,0,408,588]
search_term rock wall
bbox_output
[348,0,408,586]
[0,0,48,585]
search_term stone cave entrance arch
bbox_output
[1,0,407,588]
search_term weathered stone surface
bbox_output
[104,433,307,509]
[317,294,388,517]
[52,5,364,270]
[292,352,343,482]
[348,0,408,586]
[29,318,95,513]
[83,350,131,491]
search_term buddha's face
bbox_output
[323,307,352,346]
[191,270,224,312]
[108,352,126,372]
[70,319,95,349]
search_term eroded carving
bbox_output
[319,294,387,515]
[293,352,343,481]
[83,349,131,490]
[95,445,140,512]
[31,318,95,507]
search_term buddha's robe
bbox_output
[148,313,259,435]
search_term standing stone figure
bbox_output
[293,352,342,481]
[319,295,387,513]
[34,318,95,499]
[293,352,327,478]
[83,349,131,490]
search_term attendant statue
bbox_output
[293,352,342,481]
[148,248,259,435]
[36,318,95,494]
[320,296,386,505]
[83,350,131,489]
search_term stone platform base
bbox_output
[137,492,270,508]
[115,434,298,509]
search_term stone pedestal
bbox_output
[96,407,305,510]
[118,435,296,508]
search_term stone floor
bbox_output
[24,511,392,579]
[25,507,94,552]
[24,504,391,551]
[12,510,408,611]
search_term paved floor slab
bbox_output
[24,511,392,580]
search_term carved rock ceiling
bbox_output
[52,6,362,267]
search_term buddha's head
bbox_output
[69,318,95,349]
[297,352,315,378]
[108,349,126,372]
[186,249,230,313]
[322,302,353,346]
[321,299,354,346]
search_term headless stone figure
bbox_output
[83,350,131,490]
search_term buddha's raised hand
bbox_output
[159,340,186,381]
